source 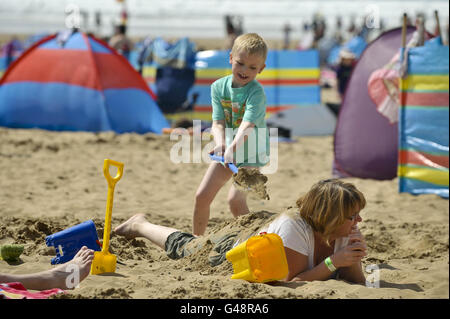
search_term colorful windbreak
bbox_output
[398,37,449,198]
[191,50,321,114]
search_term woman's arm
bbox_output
[284,242,367,283]
[337,226,367,285]
[338,262,366,285]
[284,247,334,282]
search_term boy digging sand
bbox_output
[193,33,270,236]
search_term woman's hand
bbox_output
[348,226,366,246]
[331,242,367,268]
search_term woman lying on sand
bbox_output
[0,246,94,290]
[115,179,367,284]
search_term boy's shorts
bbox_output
[164,231,240,267]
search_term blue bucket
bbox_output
[45,220,101,264]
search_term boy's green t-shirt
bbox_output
[211,75,270,167]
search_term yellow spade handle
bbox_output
[101,159,124,253]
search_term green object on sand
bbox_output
[0,244,24,261]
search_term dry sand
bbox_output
[0,127,448,299]
[233,168,270,200]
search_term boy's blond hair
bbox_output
[294,179,366,246]
[231,33,268,61]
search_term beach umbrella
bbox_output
[0,30,169,134]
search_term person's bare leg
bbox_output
[0,246,94,290]
[114,214,178,250]
[193,162,232,236]
[228,183,250,217]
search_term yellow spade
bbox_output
[91,159,124,275]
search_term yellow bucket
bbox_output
[225,233,288,283]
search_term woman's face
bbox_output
[333,208,362,237]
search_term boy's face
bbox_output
[229,50,266,88]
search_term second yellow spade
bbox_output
[91,159,124,275]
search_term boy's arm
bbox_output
[211,120,226,155]
[224,86,265,163]
[210,81,227,155]
[224,121,255,163]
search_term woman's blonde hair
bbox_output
[231,33,268,61]
[295,179,366,246]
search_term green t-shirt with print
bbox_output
[211,75,270,167]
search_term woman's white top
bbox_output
[255,214,349,270]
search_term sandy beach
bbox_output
[0,126,448,299]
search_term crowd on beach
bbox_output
[2,11,446,115]
[2,11,448,64]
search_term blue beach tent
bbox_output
[0,31,169,134]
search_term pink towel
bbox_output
[367,52,401,124]
[0,282,65,299]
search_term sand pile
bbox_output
[233,168,270,200]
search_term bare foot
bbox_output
[52,246,94,289]
[114,213,147,240]
[2,246,95,291]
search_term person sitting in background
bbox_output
[109,24,134,60]
[324,48,357,116]
[335,48,357,98]
[298,23,314,50]
[3,36,23,68]
[114,179,368,284]
[224,15,239,50]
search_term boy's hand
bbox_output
[223,146,234,164]
[210,144,225,157]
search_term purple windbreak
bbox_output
[333,27,418,180]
